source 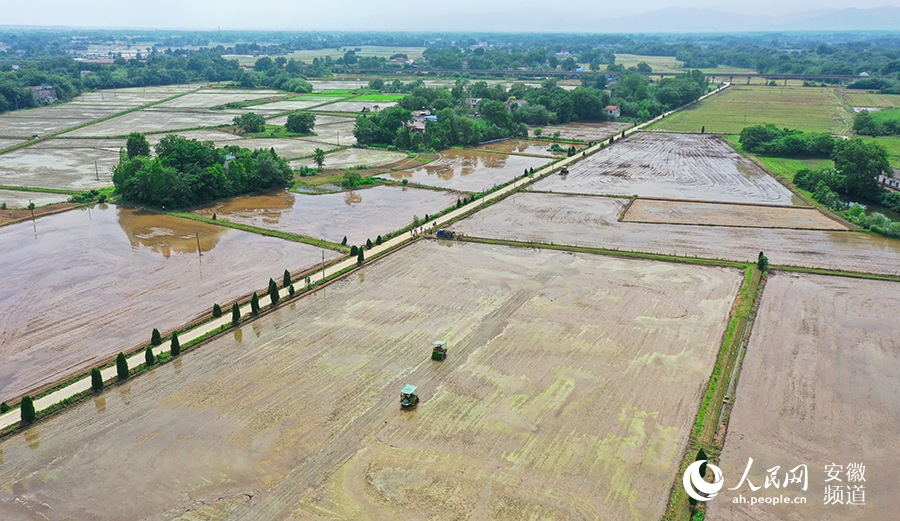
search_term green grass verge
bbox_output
[0,185,79,195]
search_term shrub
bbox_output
[402,179,409,185]
[213,303,222,318]
[757,251,769,272]
[289,284,295,296]
[350,245,359,256]
[116,352,128,381]
[357,249,365,265]
[376,235,382,245]
[283,269,291,287]
[212,212,217,220]
[0,203,6,210]
[456,198,461,208]
[145,346,155,366]
[151,328,162,346]
[251,292,260,315]
[341,236,347,246]
[20,395,36,423]
[231,301,241,325]
[269,278,280,306]
[0,401,10,413]
[170,332,181,356]
[366,238,373,250]
[91,368,103,392]
[424,214,429,221]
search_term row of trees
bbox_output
[112,133,294,208]
[853,109,900,137]
[739,124,835,158]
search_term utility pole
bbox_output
[196,233,202,257]
[95,161,99,181]
[322,250,325,281]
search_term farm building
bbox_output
[605,105,621,119]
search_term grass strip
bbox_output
[0,185,79,195]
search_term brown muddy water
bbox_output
[0,204,337,401]
[377,149,548,192]
[193,186,459,244]
[475,139,567,157]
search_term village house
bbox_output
[605,105,621,119]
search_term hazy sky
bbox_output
[5,0,900,31]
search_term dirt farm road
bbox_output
[0,82,731,431]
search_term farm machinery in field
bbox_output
[400,384,419,408]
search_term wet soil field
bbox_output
[311,100,398,113]
[624,199,849,229]
[453,192,900,275]
[0,241,741,521]
[0,189,69,209]
[376,149,549,192]
[0,205,337,401]
[291,147,406,170]
[0,86,196,139]
[192,186,459,244]
[475,139,567,157]
[708,273,900,520]
[61,108,245,137]
[538,121,631,142]
[0,139,122,190]
[532,132,801,205]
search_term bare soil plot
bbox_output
[0,241,740,521]
[61,108,245,137]
[532,132,802,206]
[312,100,398,113]
[192,186,458,244]
[708,273,900,520]
[453,192,900,276]
[0,138,25,150]
[538,121,630,142]
[266,113,354,127]
[624,199,849,230]
[475,139,567,157]
[291,147,406,170]
[0,140,123,190]
[0,189,69,209]
[377,149,549,192]
[256,98,345,112]
[0,205,337,401]
[294,120,358,147]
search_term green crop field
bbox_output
[843,91,900,108]
[615,53,684,73]
[756,157,834,182]
[647,85,851,134]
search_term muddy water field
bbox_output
[453,192,900,275]
[0,241,741,521]
[709,273,900,520]
[532,132,801,206]
[192,186,459,244]
[0,138,122,191]
[538,121,631,142]
[0,189,69,209]
[291,147,406,170]
[377,149,549,192]
[474,139,568,157]
[624,198,849,229]
[0,205,338,401]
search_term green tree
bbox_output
[116,352,129,381]
[269,278,280,306]
[357,249,365,265]
[145,345,155,366]
[757,251,769,272]
[250,292,260,315]
[170,332,181,356]
[314,148,326,170]
[341,236,348,246]
[20,395,35,424]
[91,368,103,392]
[366,238,373,250]
[350,245,359,256]
[832,139,891,198]
[231,301,241,325]
[212,303,222,318]
[286,112,316,133]
[0,401,10,414]
[126,132,151,159]
[233,112,266,133]
[289,284,295,296]
[376,235,383,245]
[283,269,291,287]
[151,328,162,346]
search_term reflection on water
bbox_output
[378,149,546,192]
[94,396,106,413]
[476,139,567,157]
[117,207,228,257]
[24,428,39,450]
[344,191,362,205]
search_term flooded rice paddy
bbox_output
[475,139,568,157]
[0,241,740,521]
[291,147,405,170]
[532,132,801,205]
[0,189,69,209]
[454,192,900,275]
[0,205,337,401]
[624,198,849,229]
[192,186,459,244]
[377,149,549,192]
